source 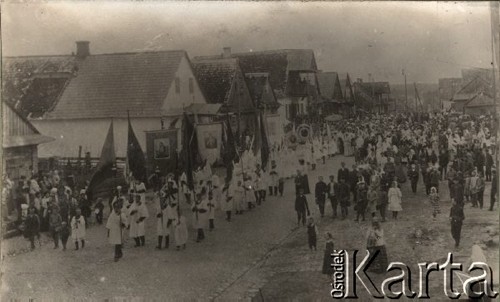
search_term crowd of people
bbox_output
[2,111,498,266]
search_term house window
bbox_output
[189,78,194,94]
[285,104,290,119]
[175,77,180,94]
[300,103,304,114]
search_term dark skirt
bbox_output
[367,245,388,273]
[322,242,334,274]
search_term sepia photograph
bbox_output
[1,1,500,300]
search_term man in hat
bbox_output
[106,201,128,261]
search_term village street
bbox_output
[2,154,499,301]
[1,155,351,300]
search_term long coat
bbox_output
[128,202,149,238]
[388,187,402,212]
[70,215,86,240]
[106,211,128,245]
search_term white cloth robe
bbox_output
[70,215,86,241]
[174,215,188,246]
[128,202,149,238]
[106,211,128,245]
[192,198,209,229]
[156,199,169,236]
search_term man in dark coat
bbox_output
[295,188,310,227]
[485,150,494,182]
[451,178,464,206]
[449,199,464,248]
[355,179,368,222]
[349,165,359,204]
[429,166,440,193]
[314,176,328,217]
[489,170,497,211]
[439,150,449,181]
[407,164,419,194]
[337,178,350,220]
[337,162,350,184]
[327,175,339,217]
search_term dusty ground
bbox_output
[1,155,498,301]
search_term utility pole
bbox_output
[402,69,408,112]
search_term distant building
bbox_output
[196,48,320,121]
[11,42,209,159]
[449,68,497,115]
[353,79,391,114]
[338,73,355,114]
[316,71,344,116]
[438,78,463,110]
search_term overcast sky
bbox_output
[2,1,495,84]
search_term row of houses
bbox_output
[439,67,498,115]
[2,41,392,180]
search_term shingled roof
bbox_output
[244,73,279,108]
[192,58,237,104]
[2,55,77,117]
[317,72,343,102]
[44,51,186,119]
[192,58,255,113]
[196,49,317,94]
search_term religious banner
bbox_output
[145,129,179,176]
[196,122,222,165]
[265,114,283,147]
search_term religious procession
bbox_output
[2,2,500,300]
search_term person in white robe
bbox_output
[70,208,86,250]
[155,193,169,250]
[130,179,147,205]
[221,179,234,221]
[207,178,220,231]
[174,209,188,250]
[128,194,149,247]
[233,180,245,215]
[192,191,209,242]
[165,197,178,248]
[106,202,129,261]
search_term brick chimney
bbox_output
[222,47,231,58]
[76,41,90,59]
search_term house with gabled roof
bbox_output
[317,71,344,116]
[23,42,208,159]
[196,47,320,121]
[2,101,54,185]
[191,57,257,136]
[353,79,391,114]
